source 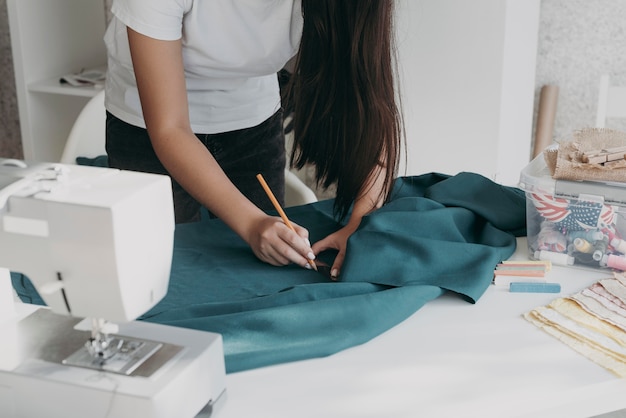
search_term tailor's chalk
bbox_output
[509,282,561,293]
[500,260,552,271]
[495,264,547,272]
[493,269,545,277]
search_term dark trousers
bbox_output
[105,111,286,223]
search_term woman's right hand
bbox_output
[247,215,315,269]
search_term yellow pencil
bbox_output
[256,173,317,271]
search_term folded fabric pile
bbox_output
[525,272,626,376]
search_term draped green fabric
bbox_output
[11,173,526,373]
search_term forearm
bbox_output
[152,127,266,243]
[343,164,387,232]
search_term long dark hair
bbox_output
[285,0,404,221]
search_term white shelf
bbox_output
[29,75,104,98]
[7,0,107,163]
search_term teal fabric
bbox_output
[11,173,526,373]
[75,155,109,167]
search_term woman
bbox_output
[104,0,403,279]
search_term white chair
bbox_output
[596,74,626,128]
[61,90,318,207]
[284,170,318,207]
[60,89,107,163]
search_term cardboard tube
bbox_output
[533,85,559,158]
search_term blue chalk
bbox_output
[509,282,561,293]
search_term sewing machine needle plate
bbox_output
[63,337,166,375]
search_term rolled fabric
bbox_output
[533,84,559,158]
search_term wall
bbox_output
[534,0,626,141]
[0,0,21,158]
[1,0,626,176]
[396,0,540,186]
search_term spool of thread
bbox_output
[534,250,574,266]
[592,238,609,261]
[533,85,559,158]
[611,238,626,254]
[567,230,605,243]
[537,226,568,253]
[572,251,599,267]
[601,254,626,271]
[573,238,594,253]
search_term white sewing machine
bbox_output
[0,159,226,418]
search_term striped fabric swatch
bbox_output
[525,273,626,377]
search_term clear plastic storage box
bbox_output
[519,152,626,271]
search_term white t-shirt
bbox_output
[104,0,303,134]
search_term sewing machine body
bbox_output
[0,160,226,417]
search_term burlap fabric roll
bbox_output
[545,128,626,183]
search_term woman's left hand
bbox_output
[314,165,387,280]
[312,224,358,280]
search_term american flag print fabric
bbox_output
[530,192,615,231]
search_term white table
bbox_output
[216,238,626,418]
